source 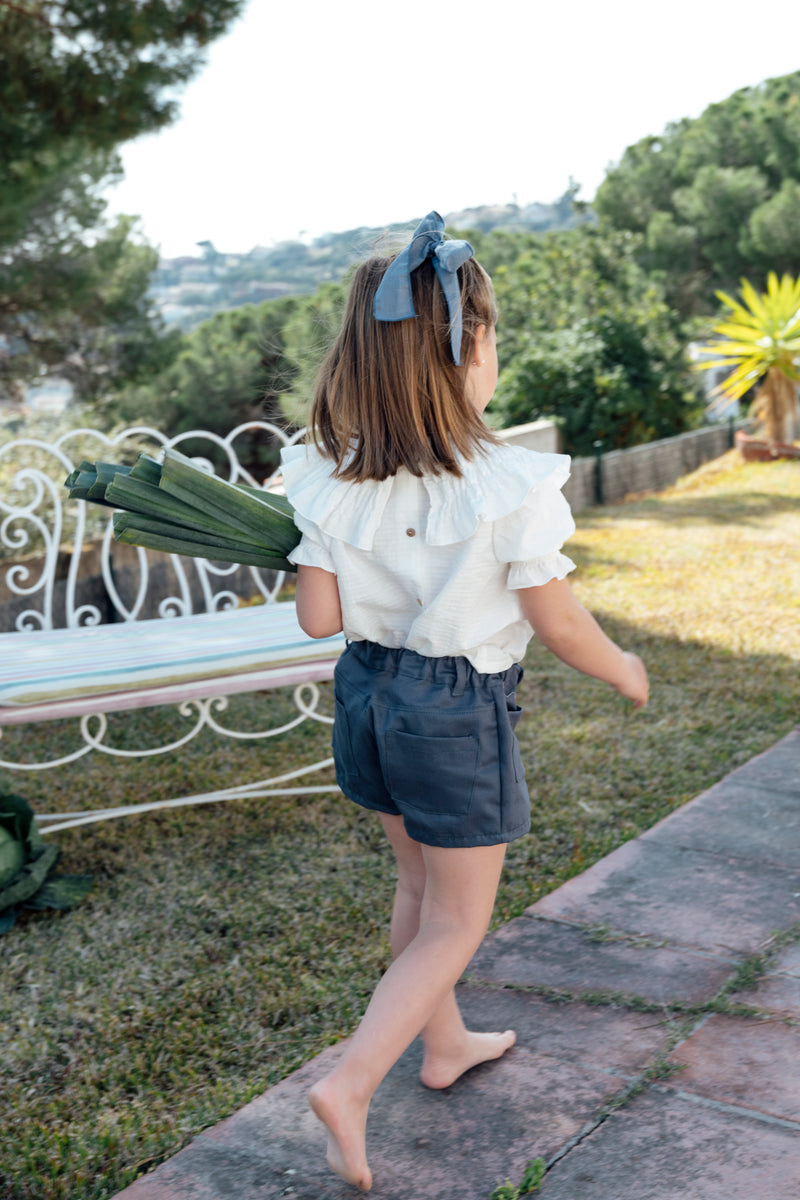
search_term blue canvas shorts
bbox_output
[332,640,530,848]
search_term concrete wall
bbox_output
[496,419,560,454]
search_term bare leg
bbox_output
[308,817,509,1190]
[380,814,516,1089]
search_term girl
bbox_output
[280,212,648,1191]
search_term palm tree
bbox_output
[698,272,800,444]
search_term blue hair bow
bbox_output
[373,211,474,365]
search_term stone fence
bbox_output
[500,419,752,512]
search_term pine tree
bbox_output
[0,1,245,400]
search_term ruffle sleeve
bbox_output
[506,551,576,589]
[286,514,337,574]
[491,448,577,589]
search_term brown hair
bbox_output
[309,251,499,480]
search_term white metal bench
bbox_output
[0,421,345,833]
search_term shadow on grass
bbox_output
[579,488,800,529]
[503,614,799,922]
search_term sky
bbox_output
[105,0,800,259]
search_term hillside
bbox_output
[151,190,590,331]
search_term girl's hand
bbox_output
[519,580,649,706]
[615,652,649,709]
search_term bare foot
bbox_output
[420,1029,517,1090]
[308,1077,373,1192]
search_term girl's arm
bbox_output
[294,564,343,639]
[518,577,649,708]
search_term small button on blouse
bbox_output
[406,528,416,537]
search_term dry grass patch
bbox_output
[2,452,799,1199]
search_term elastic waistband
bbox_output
[344,640,518,697]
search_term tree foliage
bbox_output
[0,0,244,400]
[117,227,702,462]
[108,282,352,471]
[474,226,703,455]
[109,297,304,472]
[0,158,180,401]
[1,0,245,245]
[595,71,800,316]
[278,282,347,426]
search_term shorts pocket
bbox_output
[505,690,523,731]
[385,730,478,818]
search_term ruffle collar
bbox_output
[280,442,571,550]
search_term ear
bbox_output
[470,324,489,366]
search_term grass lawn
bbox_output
[2,452,799,1199]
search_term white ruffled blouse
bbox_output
[280,441,576,674]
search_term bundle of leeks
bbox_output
[64,447,300,571]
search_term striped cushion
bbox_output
[0,603,344,710]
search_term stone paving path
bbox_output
[114,729,800,1200]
